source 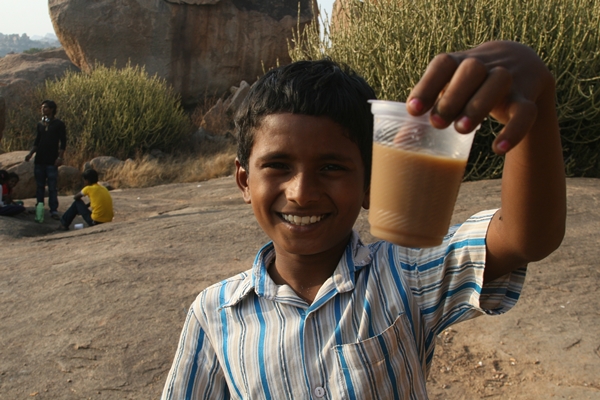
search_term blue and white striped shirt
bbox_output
[162,210,526,399]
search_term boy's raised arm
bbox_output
[406,41,567,283]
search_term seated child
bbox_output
[162,41,566,399]
[58,169,113,230]
[0,172,26,216]
[0,169,7,208]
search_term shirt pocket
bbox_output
[330,314,427,400]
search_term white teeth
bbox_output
[283,214,323,226]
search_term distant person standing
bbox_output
[25,100,67,220]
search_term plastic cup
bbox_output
[368,100,477,248]
[74,223,84,230]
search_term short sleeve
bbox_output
[395,209,527,336]
[161,306,229,400]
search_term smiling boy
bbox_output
[162,41,566,399]
[237,114,370,302]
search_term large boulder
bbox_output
[0,152,38,199]
[82,156,125,180]
[49,0,317,106]
[0,96,5,142]
[58,165,84,194]
[225,80,250,115]
[201,98,229,135]
[0,151,29,171]
[198,80,250,135]
[0,49,79,106]
[0,151,84,199]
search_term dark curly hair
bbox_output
[82,169,99,184]
[0,169,8,184]
[41,100,57,116]
[234,59,376,188]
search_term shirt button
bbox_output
[314,386,325,398]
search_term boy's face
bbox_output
[8,178,18,189]
[41,104,53,117]
[236,113,370,261]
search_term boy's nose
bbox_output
[285,172,321,206]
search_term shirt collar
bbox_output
[221,230,372,309]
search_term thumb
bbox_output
[492,98,537,155]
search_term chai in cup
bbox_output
[368,100,476,248]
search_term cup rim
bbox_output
[368,99,480,131]
[368,100,431,125]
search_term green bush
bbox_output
[1,87,39,152]
[291,0,600,179]
[2,63,191,167]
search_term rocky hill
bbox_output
[0,32,61,57]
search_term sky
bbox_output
[0,0,55,37]
[0,0,336,37]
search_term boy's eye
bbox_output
[264,162,288,170]
[322,164,345,171]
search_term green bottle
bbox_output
[35,202,44,223]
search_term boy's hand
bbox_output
[406,41,554,155]
[407,40,566,282]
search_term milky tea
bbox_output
[368,101,476,248]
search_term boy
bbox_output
[25,100,67,220]
[162,41,566,399]
[0,172,26,216]
[58,169,113,230]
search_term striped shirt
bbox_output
[162,210,526,400]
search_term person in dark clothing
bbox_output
[24,100,67,220]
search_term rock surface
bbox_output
[0,151,84,199]
[0,177,598,399]
[82,156,125,179]
[0,49,78,105]
[0,96,5,141]
[49,0,318,105]
[199,80,251,135]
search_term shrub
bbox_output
[102,146,236,189]
[1,86,39,152]
[2,63,192,168]
[23,47,58,54]
[291,0,600,179]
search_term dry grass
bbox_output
[103,141,237,189]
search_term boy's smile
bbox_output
[236,113,370,266]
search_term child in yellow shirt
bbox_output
[58,169,113,230]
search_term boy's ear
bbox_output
[362,185,370,210]
[235,159,252,204]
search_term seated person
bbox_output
[0,172,26,216]
[59,169,113,230]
